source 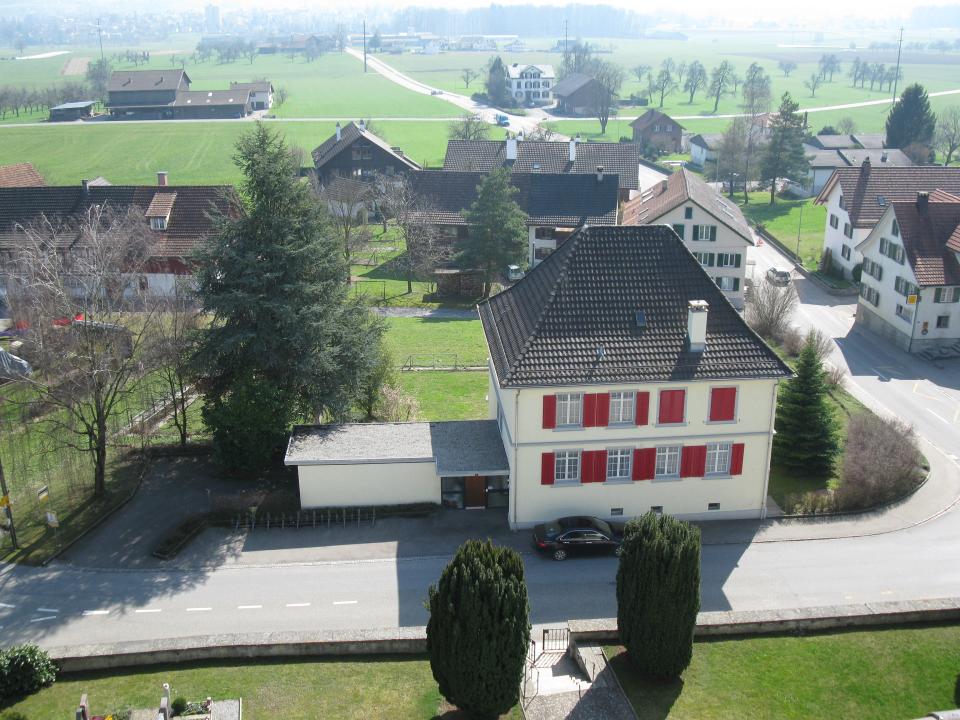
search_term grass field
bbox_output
[737,192,827,270]
[0,656,522,719]
[607,624,960,719]
[0,118,464,185]
[385,317,487,368]
[398,371,488,421]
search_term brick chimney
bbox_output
[157,171,168,187]
[687,300,709,353]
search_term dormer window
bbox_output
[145,192,176,233]
[150,217,167,230]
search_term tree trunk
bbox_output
[713,92,720,113]
[770,180,777,205]
[93,419,108,496]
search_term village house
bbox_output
[551,73,601,115]
[800,148,912,197]
[106,69,256,120]
[406,165,620,266]
[0,173,237,299]
[688,133,721,168]
[311,121,421,185]
[630,109,684,154]
[854,190,960,356]
[48,100,96,122]
[284,225,792,527]
[229,81,274,110]
[622,168,753,309]
[814,163,960,279]
[505,63,555,106]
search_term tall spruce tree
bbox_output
[427,540,530,719]
[886,83,936,150]
[773,336,839,477]
[616,512,701,680]
[459,168,528,297]
[193,122,384,474]
[760,93,809,205]
[486,56,508,105]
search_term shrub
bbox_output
[825,363,846,388]
[0,711,30,720]
[851,263,863,282]
[427,539,530,719]
[172,697,188,716]
[781,326,805,356]
[616,512,701,680]
[746,279,798,341]
[0,644,57,701]
[837,413,923,511]
[786,489,838,514]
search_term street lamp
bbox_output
[795,202,804,261]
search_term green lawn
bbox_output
[0,656,522,719]
[385,318,486,368]
[606,624,960,719]
[738,192,826,270]
[0,119,456,186]
[398,371,488,421]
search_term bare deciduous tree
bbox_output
[935,106,960,166]
[448,114,489,141]
[316,176,374,267]
[461,68,479,89]
[6,205,159,496]
[804,73,823,97]
[838,413,922,510]
[745,279,798,340]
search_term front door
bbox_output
[464,475,487,509]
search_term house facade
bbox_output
[689,133,721,168]
[854,190,960,354]
[229,81,274,110]
[285,226,791,527]
[622,168,753,309]
[311,121,421,184]
[505,64,555,105]
[551,73,600,115]
[815,163,960,279]
[630,109,684,154]
[106,69,255,120]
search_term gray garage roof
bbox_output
[285,420,509,476]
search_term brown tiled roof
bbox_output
[443,139,640,190]
[0,163,44,188]
[888,190,960,286]
[478,225,791,388]
[145,192,177,218]
[0,185,238,258]
[311,121,421,172]
[815,165,960,228]
[108,69,190,93]
[629,109,684,132]
[408,170,619,227]
[623,168,753,243]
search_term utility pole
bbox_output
[563,20,569,73]
[892,27,904,106]
[0,456,18,551]
[97,18,104,63]
[363,20,367,73]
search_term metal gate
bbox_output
[542,627,570,653]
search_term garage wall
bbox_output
[297,461,440,508]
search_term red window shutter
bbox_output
[542,395,556,429]
[710,387,737,422]
[595,393,611,427]
[658,389,686,424]
[632,448,656,481]
[594,450,608,483]
[730,443,745,475]
[541,452,555,485]
[583,394,598,427]
[681,446,707,477]
[635,391,650,426]
[581,451,594,483]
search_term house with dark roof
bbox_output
[551,73,601,115]
[442,134,646,199]
[106,69,254,120]
[407,167,620,266]
[284,225,791,525]
[630,109,684,154]
[854,190,960,355]
[814,163,960,279]
[622,168,753,308]
[801,147,912,197]
[689,133,722,168]
[0,163,44,188]
[311,121,421,185]
[0,174,238,298]
[49,100,96,122]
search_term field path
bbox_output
[61,56,90,76]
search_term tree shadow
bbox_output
[605,649,684,720]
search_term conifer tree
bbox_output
[193,123,384,473]
[427,540,530,719]
[761,93,809,205]
[886,83,936,150]
[773,336,839,476]
[616,512,701,680]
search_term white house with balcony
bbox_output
[505,63,554,106]
[854,190,960,355]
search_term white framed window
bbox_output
[694,224,717,241]
[715,276,740,291]
[694,251,714,267]
[894,276,919,298]
[859,283,880,307]
[716,252,740,268]
[843,222,853,239]
[606,449,632,481]
[608,391,635,424]
[838,195,846,209]
[863,258,883,281]
[841,244,851,261]
[895,303,913,322]
[937,315,950,329]
[150,217,167,230]
[892,219,900,237]
[556,393,583,427]
[705,442,732,476]
[934,287,959,303]
[829,214,839,229]
[655,446,681,478]
[554,450,581,483]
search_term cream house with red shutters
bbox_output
[284,225,791,528]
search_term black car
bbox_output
[532,516,625,561]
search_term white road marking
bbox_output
[186,607,212,612]
[135,608,162,614]
[237,605,262,610]
[881,590,894,596]
[29,615,57,623]
[82,610,110,616]
[37,607,59,613]
[332,600,358,605]
[286,602,311,608]
[0,602,15,609]
[927,409,950,424]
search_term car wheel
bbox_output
[552,549,567,561]
[614,545,623,557]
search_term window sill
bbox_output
[552,480,581,488]
[605,478,633,485]
[653,475,681,483]
[704,473,732,480]
[655,422,688,428]
[552,425,583,432]
[704,419,737,425]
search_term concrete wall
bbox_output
[297,461,440,508]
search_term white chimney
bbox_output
[358,119,366,132]
[335,122,342,140]
[157,171,168,187]
[596,165,604,182]
[506,134,518,161]
[569,136,578,163]
[687,300,709,352]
